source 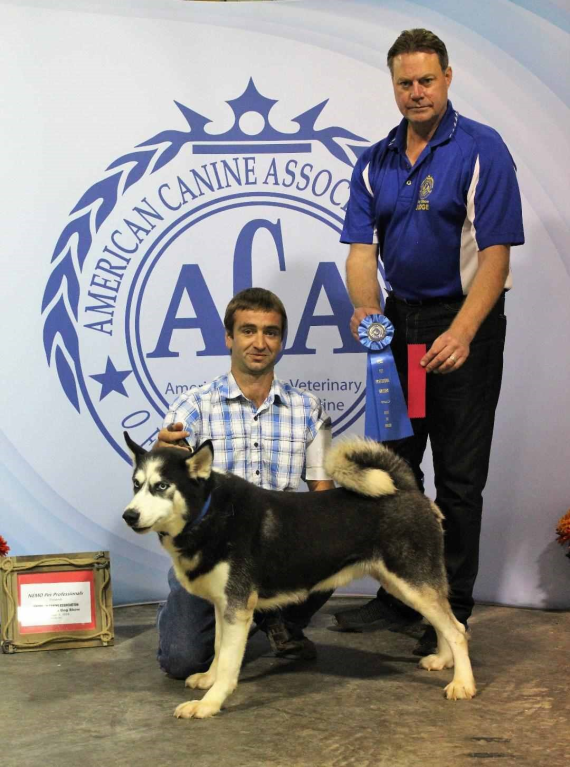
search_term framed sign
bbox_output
[0,551,114,653]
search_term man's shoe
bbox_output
[265,618,317,660]
[334,596,421,632]
[412,625,438,657]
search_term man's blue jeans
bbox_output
[157,568,216,679]
[382,292,507,624]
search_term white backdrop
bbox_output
[1,0,569,608]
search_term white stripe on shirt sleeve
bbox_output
[362,163,373,196]
[459,155,480,294]
[362,163,379,244]
[460,154,513,293]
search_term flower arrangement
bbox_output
[556,509,570,559]
[0,535,9,557]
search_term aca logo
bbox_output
[41,80,382,461]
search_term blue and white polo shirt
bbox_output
[341,101,524,301]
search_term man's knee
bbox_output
[156,590,216,679]
[158,642,214,680]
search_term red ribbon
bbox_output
[407,344,426,418]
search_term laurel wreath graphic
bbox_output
[41,85,366,413]
[40,122,199,411]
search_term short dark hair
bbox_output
[387,29,449,75]
[224,287,288,338]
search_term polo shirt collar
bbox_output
[430,101,458,147]
[390,117,408,154]
[389,100,458,153]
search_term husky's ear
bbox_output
[124,431,147,465]
[186,440,214,480]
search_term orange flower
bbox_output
[0,535,9,557]
[556,509,570,546]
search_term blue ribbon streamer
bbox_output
[358,315,414,442]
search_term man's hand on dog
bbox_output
[154,422,192,451]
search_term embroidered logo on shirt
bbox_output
[416,174,434,210]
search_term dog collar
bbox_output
[191,493,212,528]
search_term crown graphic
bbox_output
[137,79,367,166]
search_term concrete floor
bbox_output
[2,598,569,767]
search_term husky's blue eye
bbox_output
[158,482,169,491]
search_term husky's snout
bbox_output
[123,509,141,527]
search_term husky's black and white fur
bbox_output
[123,433,476,719]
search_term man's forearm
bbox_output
[306,479,335,492]
[419,244,510,374]
[346,243,382,311]
[450,245,510,344]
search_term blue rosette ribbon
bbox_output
[358,315,414,442]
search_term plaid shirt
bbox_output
[163,373,329,491]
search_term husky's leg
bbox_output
[373,567,476,700]
[417,611,465,671]
[175,596,256,719]
[185,602,223,691]
[415,598,475,700]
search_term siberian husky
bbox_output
[122,433,476,719]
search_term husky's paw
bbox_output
[418,653,453,671]
[185,671,216,690]
[444,679,477,700]
[174,699,222,719]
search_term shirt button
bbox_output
[256,470,260,475]
[406,180,412,185]
[254,442,259,447]
[254,415,258,421]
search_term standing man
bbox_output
[155,287,334,680]
[335,29,524,655]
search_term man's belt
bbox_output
[388,292,465,307]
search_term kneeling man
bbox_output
[155,287,334,679]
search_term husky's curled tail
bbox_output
[325,437,423,497]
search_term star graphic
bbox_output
[90,357,132,401]
[226,78,278,123]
